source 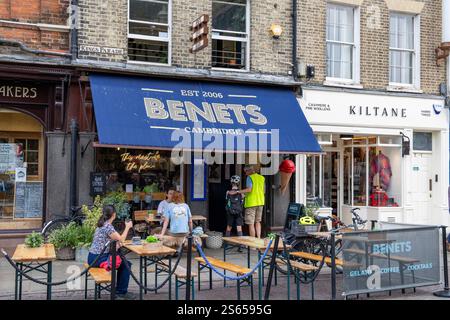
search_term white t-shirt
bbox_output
[157,200,171,217]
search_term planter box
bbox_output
[143,242,162,250]
[75,247,90,263]
[56,247,75,260]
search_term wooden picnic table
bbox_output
[12,244,56,300]
[122,241,177,300]
[223,236,289,300]
[145,214,207,224]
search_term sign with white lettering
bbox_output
[299,89,447,130]
[79,45,124,55]
[0,82,49,105]
[89,74,321,153]
[342,224,440,296]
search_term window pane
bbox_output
[212,39,246,69]
[26,151,39,163]
[28,164,39,176]
[129,22,168,38]
[353,147,366,206]
[413,132,432,151]
[27,139,39,150]
[343,148,351,205]
[212,1,246,32]
[389,50,413,84]
[327,42,353,79]
[129,0,169,24]
[128,38,168,64]
[327,5,354,43]
[390,14,414,49]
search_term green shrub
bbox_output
[102,191,130,220]
[48,222,81,250]
[25,232,44,248]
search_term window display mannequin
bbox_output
[369,150,392,191]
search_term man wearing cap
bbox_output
[237,165,265,238]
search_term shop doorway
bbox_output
[410,153,432,224]
[208,163,241,233]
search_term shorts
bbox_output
[244,206,263,225]
[226,213,243,227]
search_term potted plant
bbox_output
[24,232,44,248]
[48,222,80,260]
[144,235,162,250]
[133,186,141,204]
[103,191,130,220]
[75,197,103,262]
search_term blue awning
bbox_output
[90,73,321,153]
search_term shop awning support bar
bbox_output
[69,119,79,217]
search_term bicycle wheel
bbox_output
[42,218,71,240]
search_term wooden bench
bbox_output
[156,261,198,300]
[194,256,254,300]
[290,251,361,268]
[276,258,319,300]
[83,263,111,300]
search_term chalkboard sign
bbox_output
[283,202,306,230]
[90,172,106,196]
[14,182,43,218]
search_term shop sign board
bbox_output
[299,89,447,130]
[14,181,43,218]
[342,224,440,296]
[190,14,209,53]
[90,172,106,197]
[0,81,49,105]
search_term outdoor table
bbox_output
[12,243,56,300]
[223,236,288,300]
[122,241,177,300]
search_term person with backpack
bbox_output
[225,175,244,237]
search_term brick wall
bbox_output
[298,0,446,95]
[0,0,70,53]
[78,0,128,62]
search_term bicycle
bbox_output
[41,206,86,240]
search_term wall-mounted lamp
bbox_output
[270,24,283,39]
[400,132,410,157]
[339,134,353,140]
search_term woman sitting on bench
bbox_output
[87,205,135,300]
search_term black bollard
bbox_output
[264,234,280,300]
[186,234,193,301]
[110,240,117,300]
[433,226,450,298]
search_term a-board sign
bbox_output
[90,172,106,196]
[14,181,43,218]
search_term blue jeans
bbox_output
[87,252,132,295]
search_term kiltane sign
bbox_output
[190,14,209,53]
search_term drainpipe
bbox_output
[69,119,79,216]
[70,0,78,59]
[444,0,450,90]
[292,0,298,81]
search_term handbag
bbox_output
[99,255,122,271]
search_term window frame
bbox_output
[211,0,250,72]
[388,12,421,90]
[127,0,172,66]
[325,3,361,85]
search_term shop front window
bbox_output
[95,148,182,201]
[345,136,401,207]
[353,146,366,206]
[306,155,321,201]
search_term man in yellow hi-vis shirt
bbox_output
[237,165,265,238]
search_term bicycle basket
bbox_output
[290,220,319,236]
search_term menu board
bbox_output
[90,172,106,196]
[14,182,43,218]
[0,143,24,174]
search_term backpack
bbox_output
[226,192,243,216]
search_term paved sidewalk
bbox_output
[0,246,448,301]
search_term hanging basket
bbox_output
[205,231,223,249]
